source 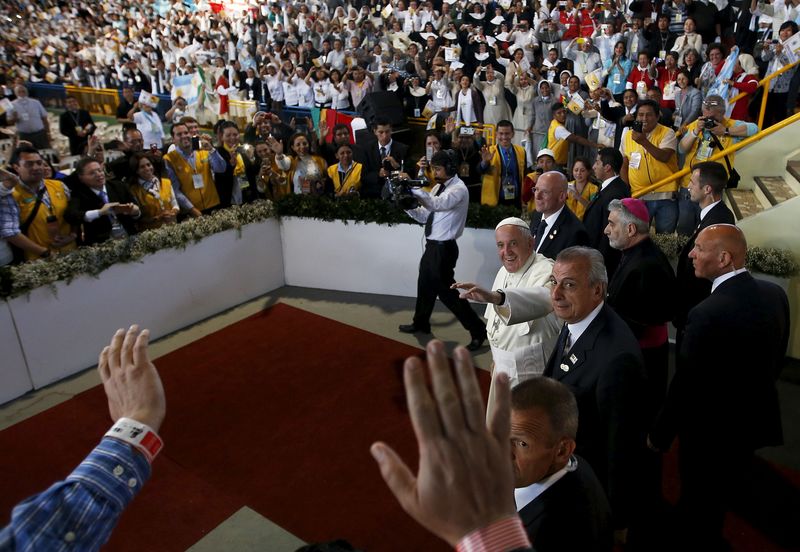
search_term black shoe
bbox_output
[466,336,486,352]
[399,324,431,334]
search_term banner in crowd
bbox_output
[171,72,203,105]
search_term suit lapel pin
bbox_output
[570,353,578,364]
[560,363,570,372]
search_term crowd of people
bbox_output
[0,0,795,551]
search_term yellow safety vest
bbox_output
[130,178,175,230]
[480,143,527,206]
[546,119,569,166]
[680,119,736,188]
[12,179,75,260]
[164,149,220,211]
[327,162,363,195]
[623,124,678,195]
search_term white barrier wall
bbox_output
[0,301,32,404]
[3,219,284,397]
[281,218,500,297]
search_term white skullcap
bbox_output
[495,217,530,231]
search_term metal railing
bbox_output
[728,59,800,130]
[632,110,800,199]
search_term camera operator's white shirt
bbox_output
[406,175,469,241]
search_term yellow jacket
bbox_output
[480,143,527,206]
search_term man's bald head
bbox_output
[689,224,747,280]
[534,171,568,216]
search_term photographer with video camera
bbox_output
[676,94,757,234]
[398,150,487,352]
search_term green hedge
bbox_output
[1,196,796,299]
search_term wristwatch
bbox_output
[495,289,506,305]
[724,127,730,136]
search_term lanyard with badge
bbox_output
[500,147,516,200]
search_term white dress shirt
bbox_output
[407,175,469,241]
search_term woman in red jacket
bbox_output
[725,54,760,122]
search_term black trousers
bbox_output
[413,240,486,338]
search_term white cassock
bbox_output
[486,252,562,388]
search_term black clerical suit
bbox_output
[65,180,139,246]
[650,271,789,548]
[606,237,676,413]
[672,201,734,338]
[581,177,630,277]
[361,138,409,199]
[530,207,590,260]
[58,108,95,155]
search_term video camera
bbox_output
[382,172,427,210]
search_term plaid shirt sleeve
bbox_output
[0,195,21,239]
[0,438,152,552]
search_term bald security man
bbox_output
[649,224,790,550]
[529,171,590,260]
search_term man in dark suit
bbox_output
[512,376,613,552]
[58,96,95,155]
[529,171,589,260]
[584,148,630,278]
[673,162,735,346]
[65,158,140,246]
[650,224,790,550]
[502,246,647,545]
[360,117,408,199]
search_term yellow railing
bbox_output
[407,117,497,145]
[727,60,800,130]
[632,110,800,199]
[64,85,121,117]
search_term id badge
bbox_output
[613,72,621,85]
[663,82,675,100]
[459,162,470,177]
[489,96,497,106]
[548,70,556,81]
[436,89,444,99]
[502,176,516,199]
[697,138,712,160]
[673,115,682,129]
[636,80,647,99]
[192,173,204,189]
[659,50,666,60]
[75,126,82,132]
[629,152,642,169]
[237,175,250,189]
[674,13,682,23]
[21,112,30,122]
[414,108,421,117]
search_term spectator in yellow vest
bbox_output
[164,123,225,217]
[546,105,599,169]
[0,145,76,261]
[619,99,678,233]
[327,143,363,197]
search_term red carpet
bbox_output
[0,303,490,551]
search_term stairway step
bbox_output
[788,160,800,183]
[726,189,765,220]
[754,176,797,206]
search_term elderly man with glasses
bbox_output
[676,94,757,235]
